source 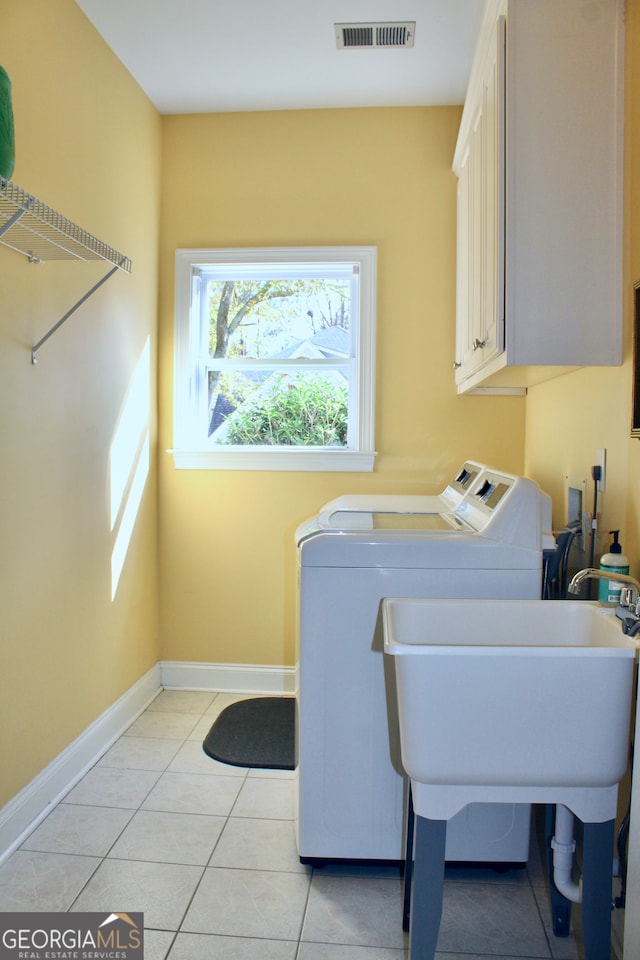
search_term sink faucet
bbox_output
[568,568,640,636]
[568,567,640,606]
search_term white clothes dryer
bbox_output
[295,466,553,864]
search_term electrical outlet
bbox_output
[597,448,607,493]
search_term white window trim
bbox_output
[171,246,377,471]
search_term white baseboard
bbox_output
[0,660,295,865]
[160,660,296,695]
[0,664,162,866]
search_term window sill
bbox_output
[169,448,377,472]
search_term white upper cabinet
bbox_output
[452,0,623,394]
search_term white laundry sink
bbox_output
[382,599,636,790]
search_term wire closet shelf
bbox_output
[0,177,131,362]
[0,177,131,268]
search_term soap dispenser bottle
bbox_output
[598,530,630,604]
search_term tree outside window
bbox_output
[207,278,350,446]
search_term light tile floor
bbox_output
[0,690,603,959]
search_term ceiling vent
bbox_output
[335,22,415,50]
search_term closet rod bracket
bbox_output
[31,261,123,364]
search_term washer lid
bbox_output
[318,510,469,532]
[317,494,446,522]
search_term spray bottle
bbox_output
[598,531,630,605]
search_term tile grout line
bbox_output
[64,689,224,931]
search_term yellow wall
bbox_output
[0,0,161,805]
[157,107,526,667]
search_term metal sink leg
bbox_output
[409,813,447,959]
[582,819,615,960]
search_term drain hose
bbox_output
[551,804,582,903]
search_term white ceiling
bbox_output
[74,0,484,115]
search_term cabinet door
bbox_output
[479,15,505,364]
[454,142,471,379]
[456,105,485,378]
[454,16,505,384]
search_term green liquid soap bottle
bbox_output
[598,530,629,605]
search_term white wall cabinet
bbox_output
[452,0,623,395]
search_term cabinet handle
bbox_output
[452,360,462,369]
[472,338,487,351]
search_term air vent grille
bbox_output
[335,22,415,50]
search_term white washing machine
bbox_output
[295,465,554,864]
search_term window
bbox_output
[172,246,377,471]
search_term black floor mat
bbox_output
[202,696,295,770]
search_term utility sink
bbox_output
[382,599,636,790]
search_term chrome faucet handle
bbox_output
[620,586,636,609]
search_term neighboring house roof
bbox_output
[303,326,350,357]
[274,325,349,361]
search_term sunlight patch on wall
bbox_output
[111,432,150,599]
[110,338,151,600]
